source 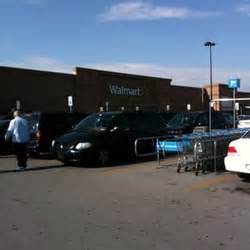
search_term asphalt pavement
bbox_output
[0,155,250,250]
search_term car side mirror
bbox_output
[110,126,132,132]
[110,126,119,132]
[123,127,132,132]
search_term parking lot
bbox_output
[1,156,250,250]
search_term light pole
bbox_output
[204,41,216,102]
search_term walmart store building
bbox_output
[0,66,249,114]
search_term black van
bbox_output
[165,111,233,135]
[25,112,89,156]
[53,111,169,165]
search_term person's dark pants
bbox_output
[13,143,28,168]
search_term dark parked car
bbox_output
[25,112,89,156]
[0,119,11,153]
[160,112,177,124]
[0,114,13,120]
[53,111,170,165]
[165,111,233,135]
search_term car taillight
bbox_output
[36,130,41,141]
[227,146,237,155]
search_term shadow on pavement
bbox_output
[0,155,159,173]
[0,164,66,174]
[70,156,158,169]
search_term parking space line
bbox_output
[184,173,238,192]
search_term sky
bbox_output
[1,0,250,91]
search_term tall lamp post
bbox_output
[204,41,216,102]
[204,41,216,132]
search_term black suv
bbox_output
[53,111,169,165]
[166,111,233,135]
[160,112,177,124]
[25,112,89,156]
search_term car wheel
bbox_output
[97,150,110,166]
[238,173,250,180]
[29,152,39,158]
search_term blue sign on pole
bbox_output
[228,78,240,89]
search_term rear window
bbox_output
[40,114,66,126]
[160,112,177,123]
[0,115,12,120]
[24,113,89,133]
[24,113,40,132]
[130,113,166,130]
[167,112,199,128]
[222,112,233,125]
[239,115,250,121]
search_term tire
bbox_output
[238,173,250,180]
[63,160,72,166]
[97,149,110,166]
[28,152,39,158]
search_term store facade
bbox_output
[2,65,249,114]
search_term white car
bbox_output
[224,130,250,179]
[237,115,250,128]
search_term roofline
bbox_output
[0,65,74,77]
[75,67,172,82]
[170,84,203,90]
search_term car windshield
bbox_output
[242,130,250,138]
[167,112,199,128]
[73,113,116,131]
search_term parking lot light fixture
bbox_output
[204,41,216,102]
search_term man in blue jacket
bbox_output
[5,110,30,170]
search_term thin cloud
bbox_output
[0,0,44,5]
[24,0,43,4]
[236,4,250,16]
[99,1,222,21]
[86,62,250,91]
[1,56,73,74]
[2,58,250,91]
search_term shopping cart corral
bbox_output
[134,135,173,158]
[134,128,249,175]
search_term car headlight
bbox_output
[51,140,55,148]
[75,142,92,150]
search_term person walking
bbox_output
[5,110,30,170]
